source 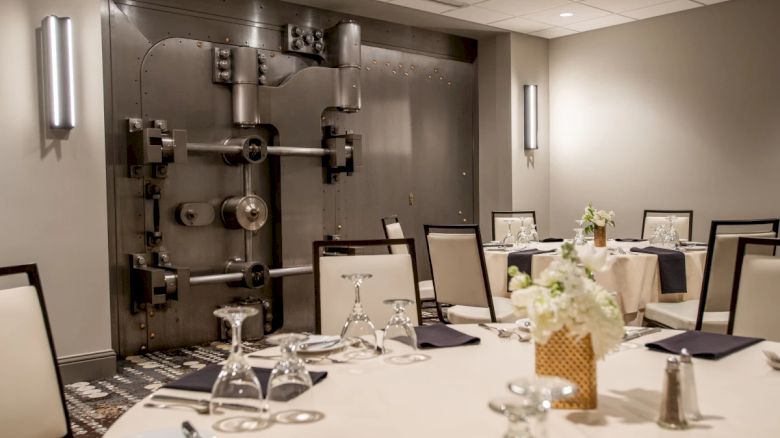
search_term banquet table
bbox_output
[106,325,780,438]
[484,242,707,318]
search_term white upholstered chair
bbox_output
[425,224,515,324]
[492,211,536,242]
[728,238,780,341]
[380,216,435,302]
[0,264,71,438]
[644,219,779,332]
[314,239,422,335]
[642,209,694,241]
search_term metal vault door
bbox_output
[104,0,477,356]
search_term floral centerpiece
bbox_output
[582,203,615,247]
[509,243,623,409]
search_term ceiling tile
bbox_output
[441,5,513,24]
[477,0,571,16]
[532,27,578,39]
[565,14,635,31]
[623,0,700,19]
[389,0,454,14]
[579,0,676,14]
[522,3,611,26]
[490,16,551,33]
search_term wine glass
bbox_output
[528,224,540,244]
[502,219,518,248]
[515,224,530,249]
[667,216,680,249]
[504,376,578,437]
[573,220,586,246]
[382,299,430,365]
[488,396,544,438]
[340,273,380,359]
[210,306,269,433]
[264,333,323,425]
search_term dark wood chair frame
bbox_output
[0,264,73,437]
[727,237,780,335]
[695,219,780,331]
[641,209,694,240]
[491,210,537,241]
[380,215,401,254]
[312,238,423,334]
[424,224,497,324]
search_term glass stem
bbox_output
[354,283,361,305]
[231,321,242,358]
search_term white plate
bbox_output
[128,428,216,438]
[768,360,780,371]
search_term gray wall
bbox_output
[0,0,112,368]
[548,0,780,241]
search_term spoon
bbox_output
[144,401,209,415]
[478,323,513,339]
[763,350,780,363]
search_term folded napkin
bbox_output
[646,331,763,360]
[541,238,564,243]
[164,364,328,401]
[483,242,507,248]
[681,241,707,247]
[508,249,555,278]
[414,324,480,349]
[630,246,687,293]
[616,238,645,242]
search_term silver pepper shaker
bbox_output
[680,348,702,421]
[658,356,688,430]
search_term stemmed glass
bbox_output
[264,333,323,425]
[382,299,430,365]
[490,376,578,438]
[573,219,586,246]
[340,273,380,359]
[210,306,269,433]
[666,216,680,249]
[502,219,518,248]
[488,396,544,438]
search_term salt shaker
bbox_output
[658,356,688,430]
[680,348,702,421]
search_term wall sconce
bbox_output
[524,84,538,150]
[42,16,76,130]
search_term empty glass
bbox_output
[382,299,430,365]
[573,220,586,246]
[501,219,519,247]
[341,273,380,359]
[264,333,323,425]
[496,376,578,437]
[489,396,544,438]
[210,306,268,433]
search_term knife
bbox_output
[151,394,259,412]
[623,327,661,341]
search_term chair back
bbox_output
[696,219,779,330]
[491,211,536,241]
[313,239,421,335]
[728,238,780,341]
[642,209,693,241]
[0,264,71,438]
[381,215,409,255]
[425,225,496,321]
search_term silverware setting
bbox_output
[622,327,661,341]
[249,353,351,364]
[149,394,259,413]
[143,401,209,415]
[478,323,531,342]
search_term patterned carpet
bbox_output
[65,306,442,436]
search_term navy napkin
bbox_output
[414,324,480,349]
[630,246,687,293]
[163,364,328,401]
[616,238,645,242]
[508,249,555,278]
[541,238,564,242]
[646,331,763,360]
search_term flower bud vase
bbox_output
[535,330,597,409]
[594,226,607,247]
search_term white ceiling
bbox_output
[374,0,730,38]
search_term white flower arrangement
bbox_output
[582,203,615,235]
[508,243,624,360]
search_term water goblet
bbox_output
[340,273,380,359]
[210,306,269,433]
[382,299,430,365]
[506,375,578,437]
[264,333,323,425]
[488,396,544,438]
[502,219,518,248]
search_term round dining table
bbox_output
[484,241,707,322]
[105,325,779,437]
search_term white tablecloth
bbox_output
[484,242,707,316]
[105,325,780,438]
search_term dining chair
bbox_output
[644,219,779,332]
[641,209,694,241]
[0,264,72,438]
[727,237,780,341]
[313,238,422,336]
[491,210,537,242]
[425,224,516,324]
[380,215,436,302]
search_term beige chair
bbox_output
[642,209,693,241]
[425,224,515,324]
[313,239,422,335]
[492,211,536,242]
[644,219,779,332]
[380,216,435,302]
[0,264,71,438]
[728,238,780,341]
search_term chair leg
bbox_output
[436,302,446,323]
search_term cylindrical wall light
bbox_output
[524,84,538,150]
[42,16,76,130]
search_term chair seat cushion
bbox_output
[418,280,435,301]
[644,300,729,332]
[447,297,518,324]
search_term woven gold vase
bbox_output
[535,330,597,409]
[594,226,607,247]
